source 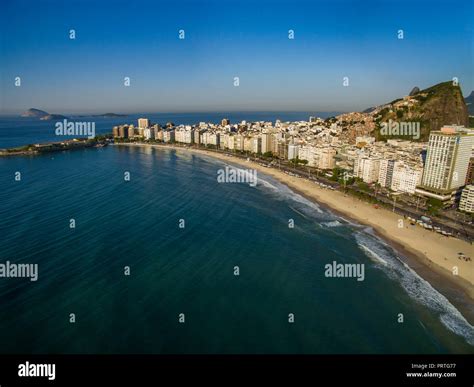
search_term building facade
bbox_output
[417,126,474,201]
[459,185,474,213]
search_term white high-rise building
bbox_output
[208,133,220,146]
[318,148,336,170]
[138,118,150,129]
[175,129,185,143]
[200,132,209,146]
[143,128,152,140]
[459,185,474,213]
[243,136,253,152]
[163,130,175,143]
[227,135,235,150]
[378,159,396,188]
[417,126,474,201]
[175,129,193,144]
[288,144,300,161]
[220,133,229,149]
[235,135,244,151]
[251,137,262,154]
[354,156,381,183]
[155,129,163,141]
[193,129,203,144]
[201,132,220,146]
[298,145,317,166]
[390,163,423,194]
[261,133,273,154]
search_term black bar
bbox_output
[0,355,472,386]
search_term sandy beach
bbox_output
[118,143,474,312]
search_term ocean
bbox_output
[0,116,473,353]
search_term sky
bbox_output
[1,0,473,114]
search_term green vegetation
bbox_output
[338,175,355,186]
[413,94,428,103]
[330,167,342,181]
[426,198,443,216]
[94,135,111,141]
[356,180,370,192]
[289,157,308,166]
[331,167,340,179]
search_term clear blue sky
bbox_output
[1,0,473,114]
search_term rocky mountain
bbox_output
[372,81,469,141]
[409,86,420,96]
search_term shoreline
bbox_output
[116,142,474,325]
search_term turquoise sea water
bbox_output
[0,145,473,354]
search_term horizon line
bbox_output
[0,109,348,117]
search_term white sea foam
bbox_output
[354,232,474,345]
[257,177,279,191]
[322,220,342,228]
[290,192,324,214]
[256,173,325,215]
[357,242,388,265]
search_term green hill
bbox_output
[373,81,469,141]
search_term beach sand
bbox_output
[118,143,474,318]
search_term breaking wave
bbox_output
[321,220,343,228]
[354,231,474,346]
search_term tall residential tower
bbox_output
[416,125,474,202]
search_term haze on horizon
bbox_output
[1,0,473,115]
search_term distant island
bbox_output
[20,108,49,118]
[20,108,127,120]
[21,108,67,121]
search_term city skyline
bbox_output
[1,0,473,114]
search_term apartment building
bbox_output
[138,118,150,129]
[378,159,396,188]
[416,126,474,201]
[459,185,474,213]
[390,163,423,194]
[163,130,175,143]
[354,156,381,183]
